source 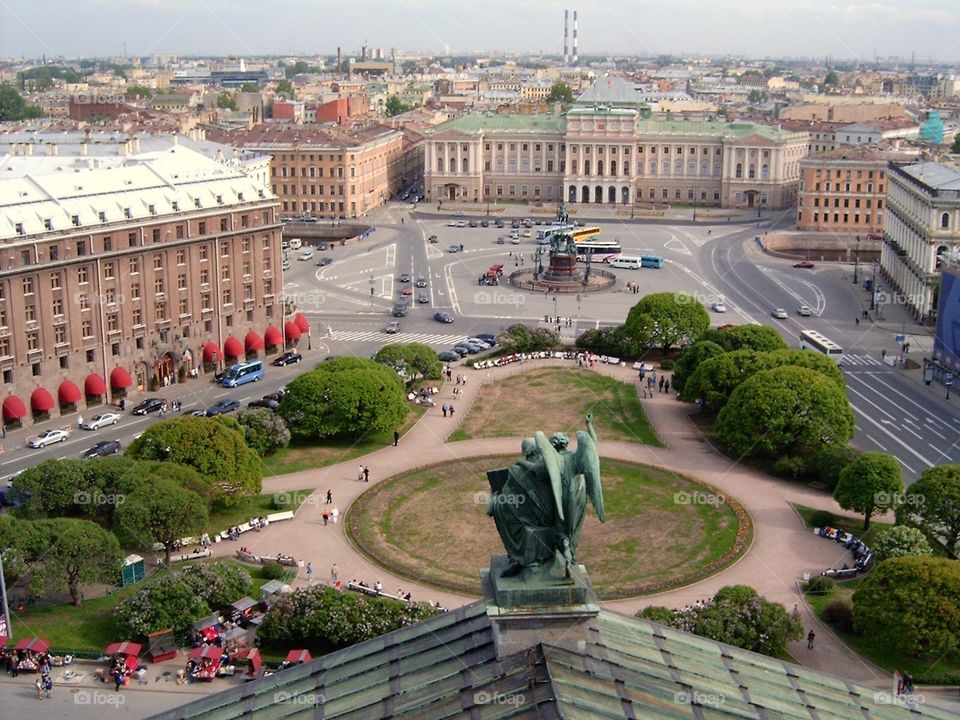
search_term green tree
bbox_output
[702,325,788,353]
[671,340,725,395]
[715,366,855,458]
[747,89,766,104]
[10,459,88,520]
[179,562,252,608]
[216,91,238,111]
[823,70,840,87]
[853,556,960,657]
[952,132,960,154]
[624,293,710,353]
[834,451,903,530]
[637,606,677,625]
[814,444,861,492]
[116,480,208,565]
[235,408,291,456]
[114,573,211,640]
[33,518,122,606]
[127,417,262,506]
[130,460,213,507]
[240,82,260,93]
[279,360,408,440]
[872,525,933,563]
[275,79,295,99]
[575,325,641,358]
[548,82,574,103]
[375,343,442,387]
[899,464,960,556]
[0,83,44,121]
[126,85,152,99]
[385,94,412,116]
[498,324,560,353]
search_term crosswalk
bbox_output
[843,353,883,367]
[329,330,469,345]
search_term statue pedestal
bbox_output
[481,556,599,659]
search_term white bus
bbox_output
[800,330,844,364]
[609,256,643,269]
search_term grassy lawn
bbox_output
[262,405,426,476]
[207,488,314,535]
[347,456,750,599]
[451,367,661,446]
[792,503,893,547]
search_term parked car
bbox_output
[456,220,466,228]
[207,399,241,417]
[132,398,165,415]
[468,219,478,228]
[398,273,412,283]
[417,292,429,304]
[385,321,401,334]
[447,220,458,227]
[187,408,207,417]
[416,276,427,288]
[298,250,314,261]
[511,237,521,245]
[262,390,286,403]
[248,398,280,410]
[793,261,815,269]
[467,338,491,349]
[711,302,728,313]
[474,333,497,345]
[451,346,470,357]
[480,219,490,227]
[281,260,291,271]
[428,235,439,243]
[433,312,455,323]
[511,220,520,228]
[82,412,120,430]
[797,305,813,316]
[82,440,122,459]
[27,429,69,448]
[437,350,460,362]
[462,343,483,354]
[316,257,333,267]
[447,245,461,253]
[495,219,505,228]
[273,351,303,366]
[316,242,329,251]
[771,308,788,319]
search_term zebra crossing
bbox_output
[843,353,883,367]
[329,329,469,345]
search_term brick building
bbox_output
[797,148,893,234]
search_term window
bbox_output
[155,278,165,295]
[153,254,163,270]
[104,262,115,279]
[133,307,142,325]
[52,296,63,315]
[199,245,209,261]
[179,298,189,316]
[103,236,112,251]
[200,268,210,285]
[107,314,119,333]
[129,232,138,247]
[178,274,187,290]
[24,304,35,322]
[27,332,39,351]
[76,240,87,256]
[48,246,59,262]
[131,283,141,300]
[82,319,93,338]
[735,163,743,179]
[222,289,233,306]
[176,225,184,240]
[942,212,950,230]
[50,272,62,289]
[78,266,88,284]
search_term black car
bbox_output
[248,398,280,411]
[273,351,302,366]
[417,292,429,304]
[83,440,122,459]
[428,235,439,243]
[437,350,460,362]
[451,346,470,357]
[433,312,455,323]
[316,257,333,267]
[415,276,427,288]
[392,302,408,317]
[495,219,505,228]
[316,242,329,251]
[207,399,241,417]
[480,219,489,227]
[474,333,497,346]
[132,398,164,415]
[261,390,286,403]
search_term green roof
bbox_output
[433,113,565,135]
[635,118,806,141]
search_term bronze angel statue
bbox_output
[486,413,605,580]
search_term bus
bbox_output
[571,226,602,243]
[220,360,265,387]
[575,238,622,263]
[536,224,575,240]
[640,255,665,269]
[800,330,844,364]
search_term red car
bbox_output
[401,287,414,296]
[793,261,815,269]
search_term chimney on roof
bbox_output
[45,142,58,156]
[80,141,88,156]
[118,139,130,156]
[337,47,342,75]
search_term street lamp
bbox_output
[853,236,860,285]
[869,261,878,310]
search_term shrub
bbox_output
[178,562,253,608]
[824,598,855,633]
[659,359,675,370]
[816,445,860,491]
[114,574,211,641]
[236,408,291,456]
[804,575,835,595]
[809,510,835,529]
[262,562,286,580]
[773,455,811,480]
[873,525,933,562]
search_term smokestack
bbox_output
[362,46,367,61]
[337,46,342,74]
[563,10,569,65]
[572,11,578,64]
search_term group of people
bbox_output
[3,647,51,677]
[470,351,625,372]
[817,527,873,577]
[158,399,183,416]
[640,373,670,398]
[357,465,370,482]
[321,506,340,525]
[441,404,457,418]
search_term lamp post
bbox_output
[870,261,878,310]
[853,236,860,285]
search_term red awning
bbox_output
[110,367,133,388]
[285,649,312,664]
[14,638,51,653]
[84,374,107,396]
[2,395,26,420]
[223,336,243,359]
[30,388,55,413]
[294,313,310,333]
[58,380,82,404]
[190,644,222,661]
[284,321,301,341]
[244,331,264,352]
[202,342,220,363]
[105,641,142,657]
[264,326,283,347]
[235,647,261,675]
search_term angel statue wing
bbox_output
[575,414,605,523]
[535,431,564,522]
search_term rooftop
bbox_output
[431,113,565,135]
[894,161,960,191]
[206,123,401,150]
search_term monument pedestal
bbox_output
[481,556,600,659]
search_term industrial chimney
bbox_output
[563,10,569,65]
[572,11,579,64]
[337,46,342,74]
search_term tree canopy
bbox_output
[715,366,854,458]
[235,408,291,456]
[216,91,238,111]
[872,525,933,563]
[670,340,725,394]
[548,82,574,103]
[498,324,560,353]
[833,451,903,530]
[899,464,960,556]
[952,132,960,154]
[701,325,788,353]
[624,293,710,353]
[275,79,295,99]
[853,556,960,658]
[375,343,442,387]
[0,84,45,121]
[385,95,413,116]
[116,479,208,565]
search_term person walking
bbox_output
[358,465,365,482]
[322,509,330,526]
[664,378,670,394]
[442,404,448,418]
[394,430,400,446]
[449,405,455,418]
[806,630,816,649]
[330,563,339,584]
[363,466,370,482]
[43,672,52,699]
[306,562,313,583]
[658,376,665,393]
[77,414,84,429]
[325,489,333,504]
[331,506,339,523]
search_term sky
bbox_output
[2,0,960,63]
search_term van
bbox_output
[609,256,643,269]
[288,238,303,250]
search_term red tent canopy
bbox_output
[105,641,142,657]
[294,313,310,333]
[30,388,55,412]
[235,647,261,676]
[58,380,82,404]
[202,342,220,363]
[284,322,301,340]
[190,644,223,661]
[2,395,26,420]
[14,638,50,653]
[264,326,283,347]
[110,367,133,388]
[285,649,312,664]
[244,331,264,352]
[84,374,107,396]
[223,336,243,359]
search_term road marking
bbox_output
[851,403,934,470]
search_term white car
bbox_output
[456,220,467,228]
[797,305,813,317]
[467,338,491,349]
[712,302,727,313]
[298,250,314,261]
[27,429,69,448]
[282,260,291,271]
[511,237,521,245]
[447,220,458,227]
[771,308,788,319]
[82,412,121,430]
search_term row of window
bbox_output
[275,184,346,196]
[276,166,348,179]
[814,168,885,180]
[800,212,876,225]
[812,197,883,210]
[807,182,884,193]
[280,200,349,214]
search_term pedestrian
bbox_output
[331,563,339,584]
[449,405,455,418]
[903,671,914,693]
[325,489,333,504]
[43,672,52,699]
[77,414,84,428]
[659,376,665,393]
[664,379,670,394]
[374,580,383,595]
[462,376,467,386]
[331,506,339,523]
[791,604,800,620]
[855,317,859,325]
[35,675,44,699]
[358,465,365,482]
[456,374,461,385]
[881,348,886,360]
[306,562,313,582]
[806,630,815,649]
[363,466,370,482]
[863,309,868,320]
[394,430,400,446]
[322,509,329,526]
[442,404,448,418]
[1,425,5,439]
[119,398,126,412]
[114,669,125,691]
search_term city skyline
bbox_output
[2,0,960,64]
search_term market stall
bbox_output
[11,638,51,673]
[104,641,142,674]
[279,648,312,670]
[187,644,224,682]
[229,597,259,626]
[190,614,223,647]
[234,647,262,679]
